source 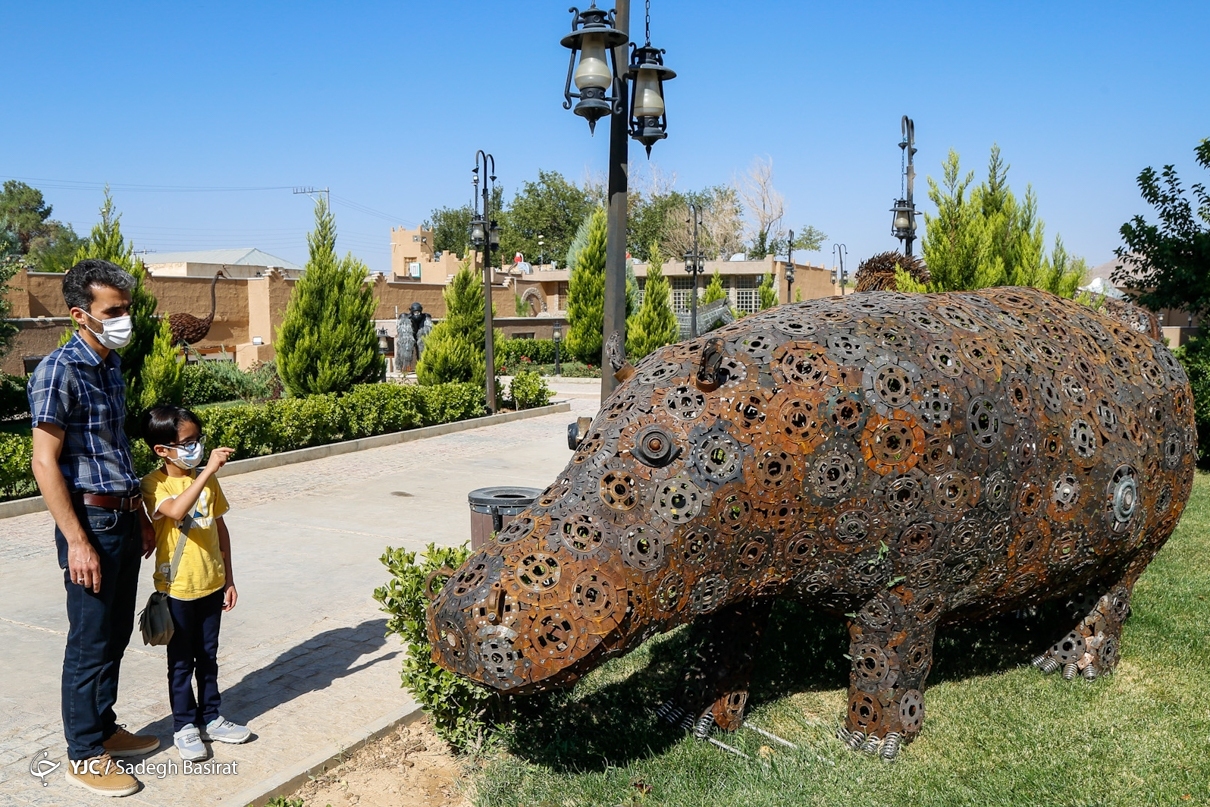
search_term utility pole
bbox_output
[293,186,330,209]
[601,0,630,400]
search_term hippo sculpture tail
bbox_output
[427,286,1196,758]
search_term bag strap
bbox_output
[166,516,192,586]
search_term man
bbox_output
[28,259,159,797]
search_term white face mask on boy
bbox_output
[82,311,134,350]
[168,439,206,470]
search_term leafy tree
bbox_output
[0,181,52,253]
[416,261,502,386]
[424,204,474,258]
[758,272,778,310]
[0,232,20,358]
[920,146,1085,297]
[28,220,85,273]
[629,187,687,262]
[626,244,678,359]
[701,269,727,305]
[72,190,160,421]
[499,171,593,269]
[134,318,184,413]
[661,186,746,261]
[565,207,607,365]
[276,197,382,396]
[1114,138,1210,318]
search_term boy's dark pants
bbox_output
[167,590,224,732]
[55,506,142,761]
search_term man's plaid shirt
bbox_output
[27,333,140,496]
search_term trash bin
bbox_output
[467,486,542,550]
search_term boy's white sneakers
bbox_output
[204,716,251,744]
[173,725,208,761]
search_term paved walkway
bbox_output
[0,385,599,806]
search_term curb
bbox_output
[0,401,572,520]
[224,702,425,807]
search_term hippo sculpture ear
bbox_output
[695,337,726,392]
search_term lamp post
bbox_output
[832,243,848,296]
[470,150,500,412]
[683,201,704,337]
[377,327,390,382]
[538,234,545,270]
[552,322,563,376]
[784,228,796,303]
[890,115,919,257]
[561,0,674,397]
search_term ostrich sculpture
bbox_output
[169,269,227,346]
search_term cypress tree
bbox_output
[700,269,727,304]
[71,189,159,425]
[758,272,778,310]
[565,207,607,365]
[416,261,503,386]
[136,317,184,413]
[276,197,382,396]
[626,243,678,360]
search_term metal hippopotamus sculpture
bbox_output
[428,286,1195,758]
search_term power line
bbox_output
[0,175,296,193]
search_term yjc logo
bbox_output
[28,749,61,787]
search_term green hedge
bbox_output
[496,338,557,369]
[0,382,485,502]
[181,359,283,407]
[1,373,28,422]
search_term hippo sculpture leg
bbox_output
[428,287,1196,760]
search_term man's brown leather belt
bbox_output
[78,493,143,512]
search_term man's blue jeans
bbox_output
[55,505,142,761]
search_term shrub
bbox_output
[508,370,553,410]
[133,318,183,415]
[496,338,557,367]
[626,243,678,360]
[0,432,35,500]
[417,262,504,386]
[565,206,607,365]
[1176,335,1210,467]
[0,372,29,421]
[373,543,502,750]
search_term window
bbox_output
[734,275,759,314]
[671,277,694,312]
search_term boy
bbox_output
[140,405,250,761]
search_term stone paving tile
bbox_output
[0,397,598,806]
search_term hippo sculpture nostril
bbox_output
[427,286,1196,759]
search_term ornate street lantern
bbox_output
[561,4,628,133]
[890,198,916,242]
[470,217,487,248]
[628,43,675,156]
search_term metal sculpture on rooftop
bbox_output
[427,286,1195,758]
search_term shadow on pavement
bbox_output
[133,619,397,741]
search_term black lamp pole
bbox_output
[891,116,918,257]
[561,0,674,397]
[471,150,498,412]
[785,228,795,303]
[832,242,848,296]
[685,200,703,337]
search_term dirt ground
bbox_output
[290,718,471,807]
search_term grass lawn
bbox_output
[472,472,1210,807]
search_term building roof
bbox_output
[142,248,303,271]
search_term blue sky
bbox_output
[4,1,1207,275]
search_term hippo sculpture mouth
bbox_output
[428,286,1196,759]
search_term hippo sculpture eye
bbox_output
[632,425,681,467]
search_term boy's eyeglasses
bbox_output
[165,436,206,452]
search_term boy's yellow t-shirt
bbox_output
[140,468,230,600]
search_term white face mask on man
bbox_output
[81,311,133,350]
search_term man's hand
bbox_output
[222,583,238,612]
[67,540,102,593]
[140,510,156,558]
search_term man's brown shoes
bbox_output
[103,726,160,757]
[65,751,140,797]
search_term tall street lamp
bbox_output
[891,115,919,257]
[561,0,675,397]
[784,228,796,303]
[832,243,848,296]
[538,234,545,270]
[552,321,563,376]
[470,150,500,412]
[683,201,704,337]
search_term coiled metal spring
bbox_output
[1083,665,1098,681]
[880,733,903,760]
[1033,654,1060,674]
[860,735,881,755]
[1062,662,1079,680]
